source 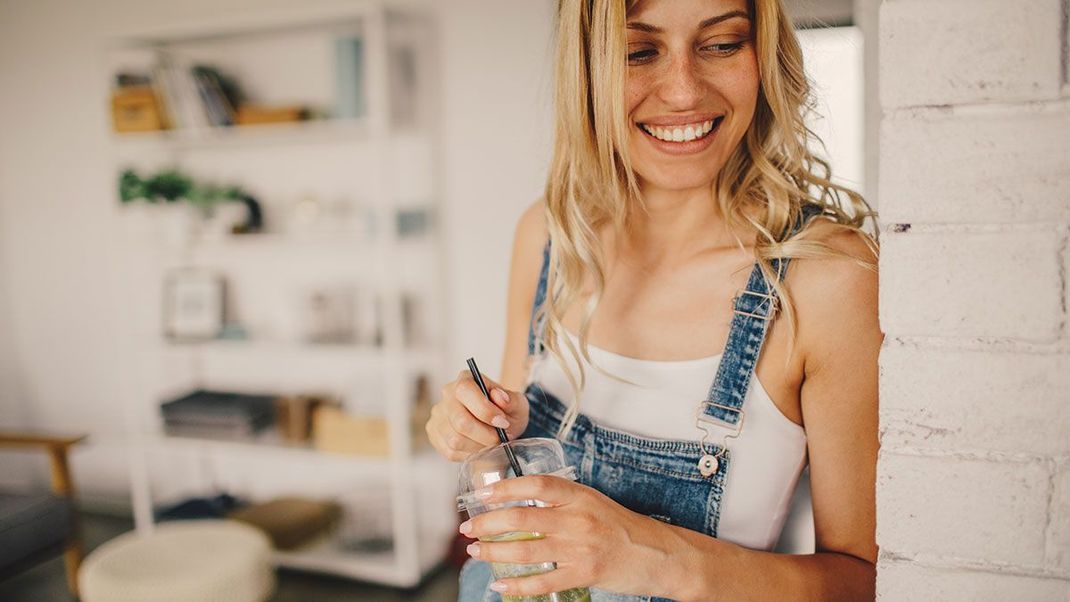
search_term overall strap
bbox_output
[527,240,552,357]
[701,204,825,426]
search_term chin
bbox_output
[636,164,721,193]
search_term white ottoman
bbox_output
[79,520,275,602]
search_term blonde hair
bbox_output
[538,0,877,437]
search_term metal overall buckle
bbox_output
[693,401,746,478]
[732,289,779,321]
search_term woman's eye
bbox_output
[701,41,745,57]
[627,48,658,65]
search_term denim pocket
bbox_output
[587,426,729,538]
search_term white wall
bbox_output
[877,0,1070,597]
[436,0,556,375]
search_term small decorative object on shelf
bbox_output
[301,286,357,345]
[274,395,328,443]
[160,389,276,440]
[228,497,342,551]
[334,35,365,120]
[163,269,226,341]
[235,104,310,125]
[112,85,166,132]
[400,292,427,347]
[395,207,432,238]
[150,57,244,130]
[119,168,264,236]
[311,405,389,457]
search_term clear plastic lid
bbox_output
[456,437,577,512]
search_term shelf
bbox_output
[105,3,384,47]
[112,118,370,150]
[181,233,434,254]
[155,338,434,364]
[112,120,433,152]
[148,432,439,466]
[274,535,446,587]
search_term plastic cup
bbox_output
[457,437,591,602]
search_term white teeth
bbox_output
[641,119,717,143]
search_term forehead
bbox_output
[627,0,751,25]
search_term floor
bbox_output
[0,512,461,602]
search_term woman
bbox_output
[427,0,880,599]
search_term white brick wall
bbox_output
[879,228,1064,341]
[877,562,1070,601]
[880,343,1070,457]
[877,0,1070,597]
[880,106,1070,225]
[880,0,1064,108]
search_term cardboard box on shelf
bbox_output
[111,86,165,132]
[312,406,389,457]
[235,104,309,125]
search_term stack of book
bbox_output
[150,59,240,129]
[161,389,277,440]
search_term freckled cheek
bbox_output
[623,73,657,119]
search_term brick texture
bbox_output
[1050,460,1070,573]
[880,342,1070,457]
[880,0,1064,108]
[877,453,1051,566]
[879,230,1063,341]
[880,107,1070,225]
[876,562,1070,601]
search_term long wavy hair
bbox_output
[537,0,878,436]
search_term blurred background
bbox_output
[0,0,873,600]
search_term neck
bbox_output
[622,182,738,263]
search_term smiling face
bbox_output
[625,0,760,194]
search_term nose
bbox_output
[657,51,703,109]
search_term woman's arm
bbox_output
[666,228,881,601]
[499,200,548,390]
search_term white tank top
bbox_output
[529,329,809,551]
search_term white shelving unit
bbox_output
[106,2,455,587]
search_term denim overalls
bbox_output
[458,206,823,602]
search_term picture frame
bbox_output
[163,269,225,341]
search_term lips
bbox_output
[636,116,724,155]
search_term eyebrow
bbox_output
[626,10,751,34]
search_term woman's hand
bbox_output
[425,371,530,462]
[460,475,680,598]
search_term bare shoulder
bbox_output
[511,199,549,281]
[514,199,548,253]
[787,218,881,364]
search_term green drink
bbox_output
[482,531,591,602]
[457,438,593,602]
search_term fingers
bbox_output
[467,535,558,566]
[461,505,559,540]
[426,371,528,462]
[426,404,492,461]
[454,372,513,430]
[488,566,585,598]
[478,475,578,507]
[443,401,501,448]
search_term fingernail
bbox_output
[459,520,472,535]
[491,416,510,429]
[492,388,509,406]
[466,542,480,557]
[475,486,493,500]
[489,581,508,593]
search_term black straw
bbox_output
[466,358,524,478]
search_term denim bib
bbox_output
[459,205,823,602]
